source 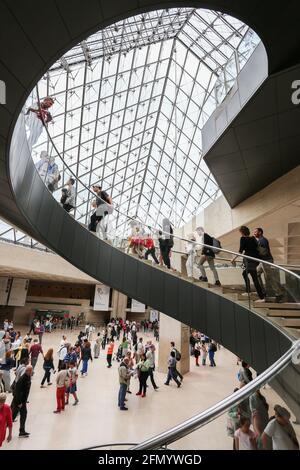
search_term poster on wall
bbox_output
[93,284,110,311]
[131,299,145,313]
[8,278,29,306]
[149,309,159,322]
[0,277,10,305]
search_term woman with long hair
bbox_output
[41,348,55,388]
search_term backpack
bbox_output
[211,343,217,352]
[237,370,243,382]
[174,348,181,361]
[212,238,221,254]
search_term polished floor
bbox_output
[2,327,299,450]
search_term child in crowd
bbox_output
[234,417,257,450]
[201,343,207,366]
[106,340,114,368]
[65,362,79,406]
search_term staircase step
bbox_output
[207,283,222,289]
[275,318,300,328]
[285,328,300,339]
[222,286,245,294]
[266,310,300,318]
[253,301,300,310]
[237,293,259,301]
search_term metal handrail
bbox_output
[131,341,299,450]
[83,442,137,450]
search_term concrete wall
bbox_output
[181,165,300,264]
[158,313,190,375]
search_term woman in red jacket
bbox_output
[144,235,159,264]
[0,393,12,447]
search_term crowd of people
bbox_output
[0,317,298,449]
[225,361,299,450]
[28,316,81,338]
[0,317,165,442]
[190,331,217,367]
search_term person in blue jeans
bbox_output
[80,340,92,377]
[118,358,131,410]
[164,351,181,387]
[208,342,217,367]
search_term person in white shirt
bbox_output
[262,405,299,450]
[185,233,196,278]
[234,417,257,450]
[57,343,68,371]
[135,338,144,363]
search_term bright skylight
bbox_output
[6,7,259,245]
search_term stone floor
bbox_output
[1,326,299,450]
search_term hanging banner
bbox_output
[8,278,29,306]
[149,309,159,322]
[94,284,110,311]
[131,299,145,313]
[0,277,10,305]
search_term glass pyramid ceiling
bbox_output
[28,7,259,235]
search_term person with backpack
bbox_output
[238,361,253,384]
[195,227,221,286]
[164,351,181,388]
[170,342,183,381]
[208,341,217,367]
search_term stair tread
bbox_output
[266,310,300,318]
[285,328,300,339]
[253,301,300,309]
[275,318,300,327]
